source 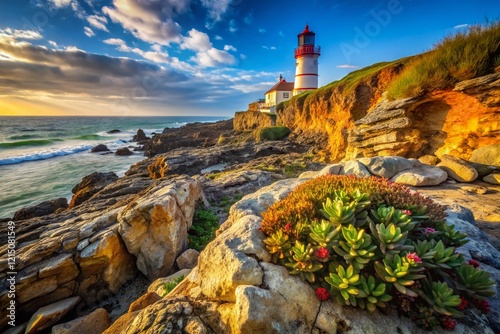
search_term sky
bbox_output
[0,0,498,117]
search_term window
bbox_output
[283,92,289,98]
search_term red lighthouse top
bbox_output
[295,25,320,58]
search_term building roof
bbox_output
[265,80,295,94]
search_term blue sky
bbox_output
[0,0,498,116]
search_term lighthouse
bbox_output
[293,25,321,96]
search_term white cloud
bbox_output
[48,41,58,47]
[0,28,42,40]
[87,15,109,32]
[84,27,95,37]
[258,28,266,33]
[224,45,237,52]
[229,20,238,33]
[262,46,277,50]
[193,47,236,67]
[336,64,359,69]
[49,0,72,8]
[103,38,132,52]
[215,35,223,40]
[103,0,189,45]
[180,29,212,52]
[240,54,246,60]
[201,0,232,23]
[453,24,469,29]
[232,81,275,93]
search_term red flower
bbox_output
[441,316,458,330]
[457,296,469,310]
[402,209,412,216]
[406,252,422,264]
[314,247,330,261]
[284,223,292,232]
[475,299,491,313]
[315,287,330,301]
[468,259,480,268]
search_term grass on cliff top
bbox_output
[387,21,500,99]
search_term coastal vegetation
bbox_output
[387,21,500,99]
[261,175,495,330]
[162,275,185,297]
[255,126,291,142]
[188,205,219,251]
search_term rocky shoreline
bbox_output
[1,117,499,333]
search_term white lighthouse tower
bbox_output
[293,25,321,96]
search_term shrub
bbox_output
[261,175,495,330]
[255,126,290,142]
[387,21,500,99]
[188,205,219,251]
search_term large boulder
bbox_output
[118,175,202,280]
[358,156,417,178]
[483,173,500,185]
[115,147,134,156]
[69,172,118,208]
[391,165,448,186]
[25,297,80,334]
[132,129,150,142]
[51,307,110,334]
[13,197,67,220]
[90,144,110,153]
[437,154,478,182]
[470,144,500,167]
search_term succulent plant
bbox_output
[421,281,463,317]
[356,275,392,312]
[429,240,463,269]
[433,221,468,247]
[309,219,341,247]
[325,264,361,302]
[374,254,425,297]
[263,229,291,261]
[369,221,413,255]
[285,240,323,283]
[320,197,356,226]
[333,225,377,270]
[455,264,495,300]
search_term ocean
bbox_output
[0,116,226,219]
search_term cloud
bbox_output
[103,38,131,52]
[231,81,274,93]
[258,28,266,33]
[48,0,72,8]
[201,0,232,23]
[87,15,109,32]
[103,0,189,45]
[180,29,212,52]
[453,24,469,29]
[243,13,253,25]
[262,46,277,50]
[84,27,95,37]
[229,20,238,33]
[224,45,237,52]
[336,64,359,69]
[0,28,42,40]
[215,35,223,40]
[192,47,236,67]
[48,41,58,47]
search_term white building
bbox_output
[257,25,321,113]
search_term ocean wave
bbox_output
[9,134,43,140]
[73,134,111,140]
[0,145,93,166]
[0,139,63,148]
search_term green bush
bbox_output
[255,126,290,142]
[262,175,495,331]
[387,21,500,99]
[188,206,219,251]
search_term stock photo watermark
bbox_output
[5,220,17,327]
[340,0,410,62]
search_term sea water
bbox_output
[0,116,226,219]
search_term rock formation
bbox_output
[233,110,275,131]
[13,197,68,220]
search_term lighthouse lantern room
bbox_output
[293,25,321,96]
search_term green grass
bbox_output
[387,21,500,99]
[163,275,185,297]
[255,126,291,142]
[218,194,243,213]
[188,206,219,251]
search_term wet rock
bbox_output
[108,129,121,134]
[90,144,110,153]
[132,129,149,142]
[13,197,67,221]
[115,147,133,156]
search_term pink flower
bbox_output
[423,227,435,235]
[402,209,412,216]
[406,252,422,264]
[468,259,480,268]
[315,287,330,301]
[284,223,292,232]
[314,247,330,261]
